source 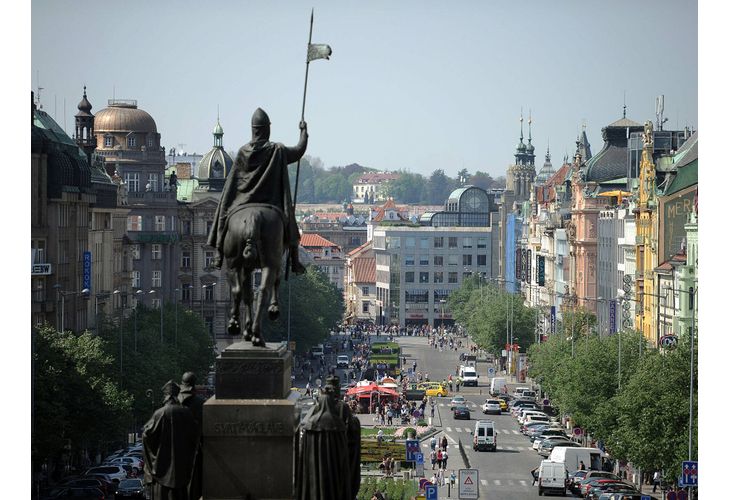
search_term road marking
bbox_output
[446,427,452,432]
[493,479,501,486]
[512,430,520,434]
[480,479,488,486]
[519,480,527,487]
[455,427,462,433]
[508,479,515,486]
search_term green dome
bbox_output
[213,120,223,135]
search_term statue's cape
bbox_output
[142,401,198,489]
[207,141,294,248]
[296,395,361,500]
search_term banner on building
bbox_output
[550,306,556,334]
[83,251,92,291]
[526,249,532,284]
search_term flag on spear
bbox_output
[307,43,332,62]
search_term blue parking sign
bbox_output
[681,460,698,486]
[425,484,437,500]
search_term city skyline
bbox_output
[31,0,697,179]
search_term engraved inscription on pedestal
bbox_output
[215,342,291,399]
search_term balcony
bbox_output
[128,231,179,244]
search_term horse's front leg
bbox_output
[226,265,241,336]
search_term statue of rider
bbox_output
[207,108,307,274]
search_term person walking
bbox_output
[441,449,448,470]
[430,449,437,470]
[653,470,662,493]
[436,449,443,470]
[430,436,437,452]
[441,435,448,451]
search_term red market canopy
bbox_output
[346,384,400,398]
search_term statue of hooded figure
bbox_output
[295,375,361,500]
[143,381,198,500]
[207,108,308,275]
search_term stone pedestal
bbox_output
[203,342,295,499]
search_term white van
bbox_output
[459,365,479,386]
[490,377,507,396]
[513,386,531,398]
[548,446,607,473]
[537,460,568,496]
[472,420,497,451]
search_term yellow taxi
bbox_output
[495,398,508,411]
[418,382,449,397]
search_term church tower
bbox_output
[74,86,96,160]
[506,110,537,203]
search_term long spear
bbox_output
[293,9,331,209]
[287,10,331,279]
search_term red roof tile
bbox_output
[300,233,340,249]
[352,257,376,283]
[347,240,372,257]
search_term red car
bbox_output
[581,478,625,497]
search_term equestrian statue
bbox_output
[206,108,307,347]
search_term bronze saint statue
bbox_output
[207,108,308,346]
[178,372,204,500]
[143,381,199,500]
[207,108,307,274]
[296,375,361,500]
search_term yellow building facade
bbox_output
[634,122,660,344]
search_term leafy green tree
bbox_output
[426,169,457,204]
[98,304,215,433]
[262,267,344,353]
[315,173,351,203]
[610,336,697,479]
[449,277,537,356]
[469,170,494,190]
[33,324,132,472]
[383,170,427,204]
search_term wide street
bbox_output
[396,334,558,499]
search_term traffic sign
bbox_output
[660,334,679,349]
[425,485,438,500]
[487,367,496,377]
[681,460,698,486]
[543,399,550,405]
[573,427,583,436]
[458,468,479,499]
[641,495,652,500]
[419,478,432,490]
[406,440,420,461]
[415,452,424,464]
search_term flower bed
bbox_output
[393,425,431,439]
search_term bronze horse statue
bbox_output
[207,109,308,348]
[222,204,285,347]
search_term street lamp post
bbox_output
[134,290,143,352]
[113,290,125,384]
[149,290,163,343]
[201,282,217,338]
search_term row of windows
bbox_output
[387,236,488,250]
[127,215,174,232]
[404,254,488,266]
[404,271,468,284]
[104,136,155,148]
[123,173,164,192]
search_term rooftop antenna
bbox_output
[63,98,66,134]
[623,90,627,118]
[655,95,667,131]
[36,70,44,109]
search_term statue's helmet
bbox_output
[251,108,271,128]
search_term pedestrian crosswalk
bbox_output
[444,427,521,436]
[477,479,529,487]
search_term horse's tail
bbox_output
[241,212,260,268]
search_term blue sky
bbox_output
[30,0,698,178]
